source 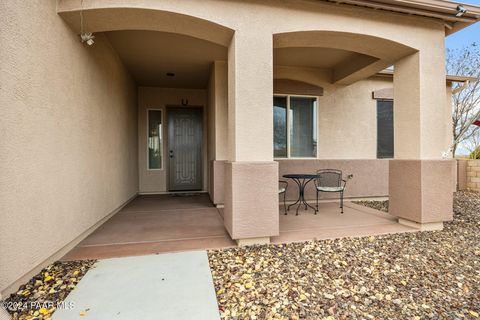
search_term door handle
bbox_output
[169,150,174,158]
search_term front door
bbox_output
[168,107,203,191]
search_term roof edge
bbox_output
[375,70,478,82]
[321,0,480,35]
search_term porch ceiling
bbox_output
[274,47,368,69]
[106,30,227,88]
[273,46,383,84]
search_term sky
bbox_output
[445,0,480,155]
[445,0,480,50]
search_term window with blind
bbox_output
[377,100,394,158]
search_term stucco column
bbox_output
[208,61,228,205]
[390,50,454,230]
[224,32,279,245]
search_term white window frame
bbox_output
[273,94,318,160]
[147,108,164,170]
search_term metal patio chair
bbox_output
[314,169,348,214]
[279,180,288,215]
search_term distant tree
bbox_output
[447,43,480,157]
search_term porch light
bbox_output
[81,32,95,46]
[456,5,467,17]
[79,0,94,46]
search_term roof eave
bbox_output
[375,70,478,82]
[321,0,480,35]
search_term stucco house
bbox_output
[1,0,479,299]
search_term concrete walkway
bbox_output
[53,251,220,320]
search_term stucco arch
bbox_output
[274,31,416,62]
[273,31,417,84]
[58,7,234,47]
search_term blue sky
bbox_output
[445,0,480,50]
[447,0,480,155]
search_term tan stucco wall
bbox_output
[58,0,448,162]
[57,0,454,239]
[457,159,468,190]
[138,87,208,193]
[278,159,389,201]
[224,161,279,239]
[0,0,138,296]
[212,62,228,161]
[446,84,454,153]
[389,160,454,223]
[0,0,455,281]
[274,68,393,159]
[207,61,228,200]
[394,49,448,159]
[272,67,454,160]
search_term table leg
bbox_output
[286,177,318,215]
[298,178,317,215]
[287,178,302,211]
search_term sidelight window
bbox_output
[148,109,163,169]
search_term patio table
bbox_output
[283,174,318,215]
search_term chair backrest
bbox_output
[316,169,342,188]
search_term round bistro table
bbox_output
[283,174,318,215]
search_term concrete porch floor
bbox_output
[62,194,416,261]
[273,201,416,244]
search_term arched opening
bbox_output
[56,6,235,256]
[273,31,416,84]
[58,7,234,46]
[271,31,416,236]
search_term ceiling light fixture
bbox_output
[79,0,95,46]
[81,32,95,46]
[456,5,467,17]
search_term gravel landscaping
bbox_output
[352,200,389,213]
[2,260,96,320]
[208,191,480,319]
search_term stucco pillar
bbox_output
[224,32,279,244]
[391,50,453,230]
[209,61,228,205]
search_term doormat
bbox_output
[171,193,203,197]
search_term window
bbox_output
[274,95,317,158]
[377,100,394,158]
[273,97,287,157]
[148,109,162,169]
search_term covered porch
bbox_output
[4,0,479,302]
[62,194,415,260]
[57,1,455,247]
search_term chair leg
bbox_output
[283,192,287,215]
[316,191,318,210]
[340,191,344,214]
